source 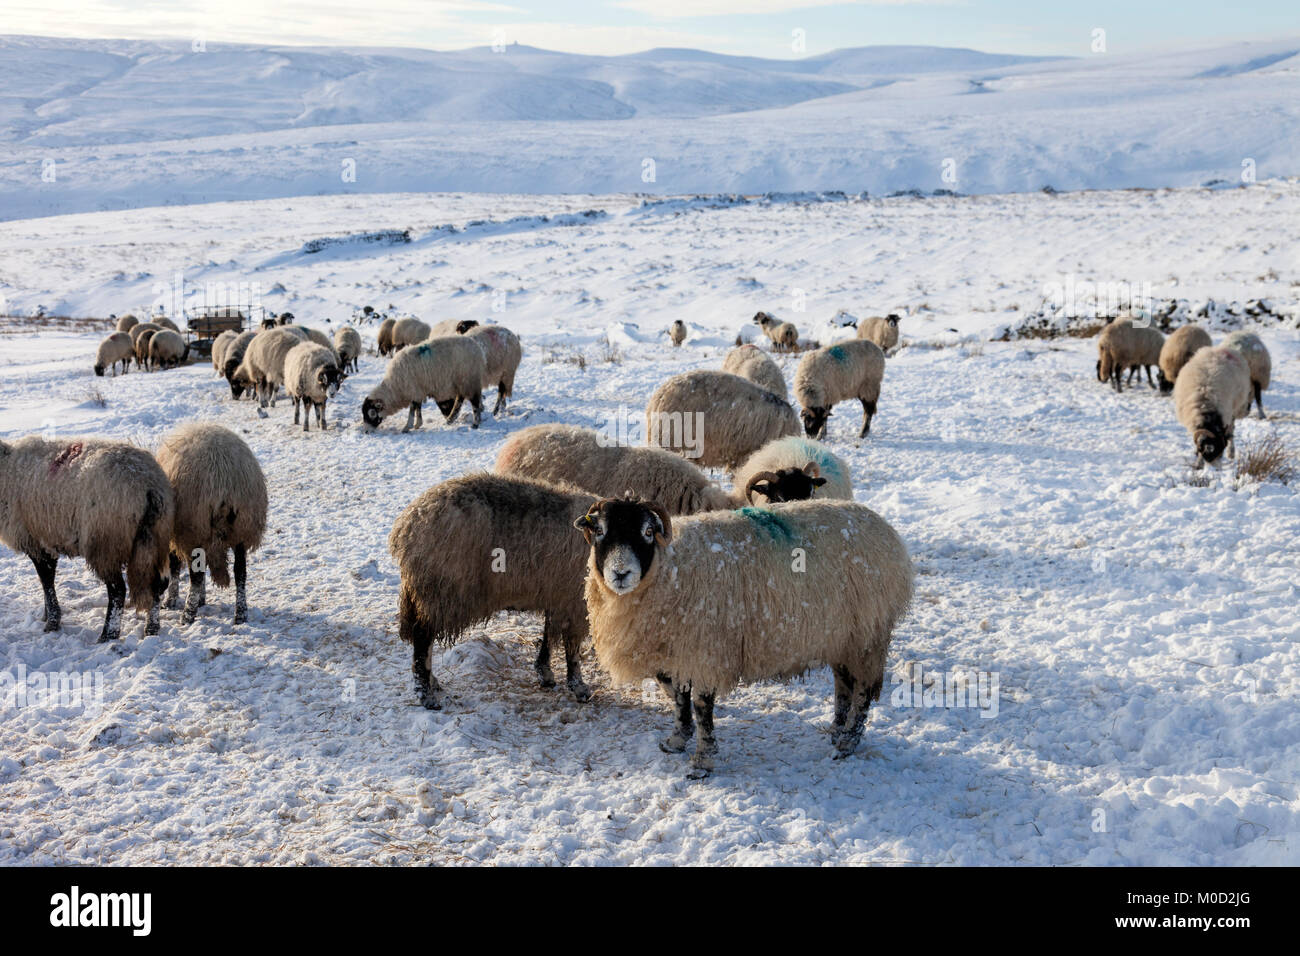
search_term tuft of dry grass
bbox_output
[84,385,108,408]
[1234,434,1297,485]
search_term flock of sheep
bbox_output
[1095,314,1273,464]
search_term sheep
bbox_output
[668,320,687,347]
[156,424,267,625]
[153,316,180,333]
[1222,331,1272,419]
[733,436,854,505]
[574,496,913,774]
[495,424,735,515]
[721,343,787,400]
[133,327,161,370]
[147,329,188,370]
[461,324,521,417]
[297,325,338,358]
[362,335,485,432]
[1157,324,1212,393]
[94,332,134,376]
[1173,346,1253,464]
[221,331,257,399]
[128,322,161,368]
[1126,325,1165,388]
[753,311,799,351]
[645,370,800,471]
[115,313,140,333]
[793,339,886,439]
[211,330,239,375]
[261,317,277,330]
[857,314,901,354]
[1096,316,1162,392]
[333,325,362,374]
[0,436,173,641]
[377,317,396,356]
[389,472,599,707]
[284,341,343,431]
[430,318,478,337]
[233,327,306,407]
[277,312,295,326]
[391,317,432,352]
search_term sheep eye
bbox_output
[641,523,655,542]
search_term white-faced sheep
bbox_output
[234,327,307,407]
[1222,331,1272,419]
[391,317,432,352]
[793,339,886,438]
[377,317,396,356]
[94,332,134,376]
[1096,316,1162,392]
[461,324,521,417]
[495,424,735,515]
[575,496,913,774]
[857,314,901,354]
[1157,324,1212,393]
[668,320,687,347]
[753,311,799,351]
[333,325,362,374]
[645,370,800,471]
[733,436,854,505]
[211,330,239,375]
[115,313,140,333]
[147,328,188,370]
[720,343,787,400]
[1173,346,1253,464]
[156,424,267,625]
[284,341,343,431]
[389,473,599,707]
[361,335,485,431]
[0,436,174,641]
[221,330,257,399]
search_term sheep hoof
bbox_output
[567,679,592,703]
[256,408,268,419]
[43,619,61,633]
[181,610,197,625]
[685,764,712,780]
[418,688,443,711]
[660,733,690,754]
[536,668,556,689]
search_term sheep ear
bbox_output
[811,477,827,488]
[802,461,820,479]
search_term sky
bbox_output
[2,0,1297,58]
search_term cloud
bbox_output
[611,0,952,18]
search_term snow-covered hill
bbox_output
[1,35,1298,220]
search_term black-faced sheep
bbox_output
[221,330,258,399]
[857,314,901,354]
[153,316,180,333]
[333,325,362,374]
[720,343,787,400]
[211,330,239,376]
[156,424,268,625]
[94,332,134,376]
[668,320,687,347]
[133,327,161,370]
[430,318,478,337]
[793,339,886,438]
[0,437,173,641]
[1157,324,1212,393]
[461,324,521,417]
[361,335,485,432]
[646,370,800,471]
[115,314,140,333]
[377,317,396,356]
[732,436,854,505]
[753,311,799,351]
[389,473,599,707]
[575,496,913,775]
[1096,316,1162,392]
[1222,331,1272,418]
[147,329,188,370]
[234,327,306,407]
[391,317,431,352]
[284,341,343,431]
[1173,345,1253,464]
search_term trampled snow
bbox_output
[0,182,1297,864]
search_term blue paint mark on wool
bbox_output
[737,507,794,541]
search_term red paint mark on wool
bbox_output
[49,442,85,474]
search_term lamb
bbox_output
[233,327,306,407]
[733,436,854,505]
[1096,316,1162,392]
[495,424,735,515]
[793,339,886,438]
[668,320,687,347]
[94,332,134,376]
[753,311,799,351]
[645,370,800,471]
[333,325,362,374]
[115,313,140,333]
[284,341,343,431]
[857,314,901,354]
[391,317,432,352]
[389,473,599,708]
[1222,331,1272,418]
[147,329,188,370]
[221,330,257,399]
[461,324,521,416]
[0,436,173,641]
[361,335,485,431]
[155,424,267,625]
[721,343,787,400]
[1173,346,1253,464]
[1157,324,1212,393]
[134,326,161,370]
[575,496,913,774]
[377,316,396,356]
[211,330,239,375]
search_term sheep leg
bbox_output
[145,598,160,636]
[32,553,60,632]
[493,385,507,416]
[835,674,883,759]
[1254,383,1266,419]
[832,665,855,736]
[469,392,483,430]
[98,571,126,643]
[687,690,717,778]
[535,614,557,688]
[182,567,206,625]
[411,633,442,711]
[164,551,182,610]
[562,624,591,703]
[1145,365,1157,388]
[233,544,248,625]
[402,402,418,433]
[859,399,877,438]
[316,402,325,430]
[658,675,694,753]
[292,396,301,425]
[444,397,463,423]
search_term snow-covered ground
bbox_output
[1,183,1298,865]
[2,35,1299,220]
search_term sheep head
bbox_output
[801,406,830,439]
[317,364,342,398]
[574,496,672,596]
[455,320,479,334]
[745,463,827,504]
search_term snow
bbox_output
[2,35,1299,220]
[1,180,1298,864]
